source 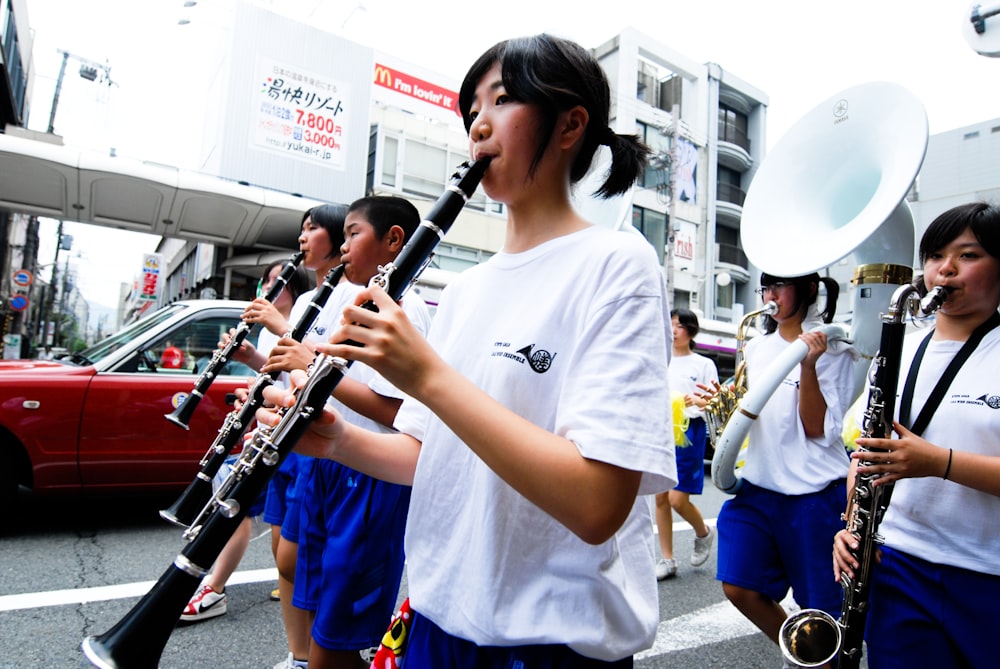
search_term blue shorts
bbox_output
[403,610,633,668]
[674,417,707,494]
[298,459,411,650]
[263,451,300,527]
[280,455,314,545]
[291,457,326,612]
[716,479,845,616]
[865,545,1000,669]
[247,490,266,518]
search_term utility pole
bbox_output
[665,104,680,309]
[40,221,65,347]
[46,49,115,135]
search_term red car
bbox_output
[0,300,263,507]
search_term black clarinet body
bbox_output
[778,284,949,669]
[164,251,304,430]
[82,158,490,669]
[159,264,345,529]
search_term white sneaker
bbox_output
[655,557,677,580]
[179,583,227,623]
[273,652,308,669]
[691,526,715,566]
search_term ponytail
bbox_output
[817,277,839,323]
[592,130,651,198]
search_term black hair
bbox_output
[458,33,650,198]
[347,195,421,243]
[302,204,349,259]
[670,308,700,350]
[758,272,839,334]
[261,258,311,303]
[919,201,1000,265]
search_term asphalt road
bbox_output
[0,481,853,668]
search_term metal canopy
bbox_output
[0,132,323,251]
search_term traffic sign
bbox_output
[8,294,29,311]
[12,269,33,287]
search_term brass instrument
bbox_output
[709,81,929,497]
[778,284,948,669]
[703,301,777,447]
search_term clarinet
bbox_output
[778,283,949,669]
[81,158,490,669]
[164,251,305,429]
[159,264,345,529]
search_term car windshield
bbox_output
[72,305,189,366]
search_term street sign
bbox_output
[8,294,29,311]
[12,269,33,287]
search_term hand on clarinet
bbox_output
[832,528,862,582]
[219,328,256,365]
[315,285,440,399]
[261,338,318,375]
[854,421,950,486]
[255,369,346,460]
[242,298,287,335]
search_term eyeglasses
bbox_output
[754,282,790,296]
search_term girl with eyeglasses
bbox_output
[714,271,856,656]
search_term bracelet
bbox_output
[943,448,953,480]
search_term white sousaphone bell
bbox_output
[711,81,929,494]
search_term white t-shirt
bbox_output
[394,225,675,661]
[327,281,431,430]
[874,325,1000,575]
[741,320,855,494]
[288,284,343,348]
[669,351,718,419]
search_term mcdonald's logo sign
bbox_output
[373,63,460,116]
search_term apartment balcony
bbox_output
[716,242,751,284]
[717,122,752,172]
[715,181,746,226]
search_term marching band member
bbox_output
[258,33,675,668]
[834,202,1000,669]
[714,272,854,651]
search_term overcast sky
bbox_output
[22,0,1000,313]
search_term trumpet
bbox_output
[164,251,304,429]
[159,263,345,528]
[82,157,491,669]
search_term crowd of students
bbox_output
[173,31,998,669]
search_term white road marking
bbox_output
[0,568,278,612]
[637,594,798,659]
[635,600,761,658]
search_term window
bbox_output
[632,206,666,264]
[636,121,671,190]
[402,143,448,199]
[431,243,493,273]
[144,317,258,376]
[381,136,398,188]
[718,106,750,152]
[374,133,504,216]
[716,166,745,207]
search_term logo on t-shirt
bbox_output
[975,393,1000,409]
[491,341,557,373]
[517,344,556,373]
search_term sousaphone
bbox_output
[711,81,928,493]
